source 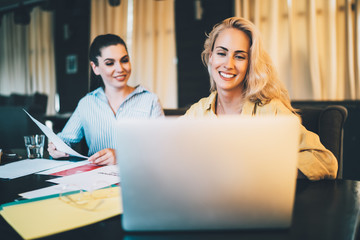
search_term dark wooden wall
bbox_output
[54,0,90,113]
[175,0,234,108]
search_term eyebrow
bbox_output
[216,46,248,54]
[103,55,129,62]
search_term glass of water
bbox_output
[24,135,45,159]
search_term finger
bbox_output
[89,149,109,163]
[88,150,103,161]
[93,150,111,164]
[88,153,99,163]
[48,146,56,153]
[95,156,114,165]
[48,143,55,150]
[93,152,110,164]
[94,151,116,165]
[56,152,69,158]
[49,149,69,159]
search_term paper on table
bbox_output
[47,165,120,191]
[23,109,88,159]
[0,159,74,179]
[37,160,89,175]
[0,186,122,240]
[49,163,103,177]
[19,184,81,199]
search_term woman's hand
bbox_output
[88,148,116,165]
[47,142,69,159]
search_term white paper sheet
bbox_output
[0,159,74,179]
[19,184,81,199]
[23,110,88,159]
[47,165,120,191]
[37,160,89,175]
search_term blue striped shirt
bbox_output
[57,85,164,156]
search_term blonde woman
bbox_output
[184,17,337,180]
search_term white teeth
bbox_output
[220,72,235,78]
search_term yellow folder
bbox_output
[0,186,122,239]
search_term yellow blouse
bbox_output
[184,92,338,181]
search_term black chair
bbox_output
[0,94,9,106]
[7,93,29,107]
[163,108,188,116]
[291,101,360,180]
[294,105,348,179]
[7,92,48,115]
[0,106,44,149]
[26,92,48,114]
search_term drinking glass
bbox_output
[24,134,45,159]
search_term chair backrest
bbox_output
[6,92,48,115]
[0,106,45,149]
[295,105,348,179]
[0,94,9,106]
[26,92,48,114]
[163,108,188,116]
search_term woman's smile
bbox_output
[114,74,127,81]
[219,71,237,80]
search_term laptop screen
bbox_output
[116,116,299,231]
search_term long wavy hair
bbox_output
[89,34,128,91]
[201,17,295,113]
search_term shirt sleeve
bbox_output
[297,125,338,180]
[57,105,84,147]
[263,100,338,180]
[150,96,164,118]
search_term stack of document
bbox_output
[18,163,119,199]
[0,186,122,239]
[0,159,76,179]
[0,109,123,239]
[0,111,121,199]
[0,110,90,180]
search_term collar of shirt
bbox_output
[204,92,217,116]
[90,85,147,103]
[204,91,256,116]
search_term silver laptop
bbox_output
[116,116,299,231]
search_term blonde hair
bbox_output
[202,17,295,113]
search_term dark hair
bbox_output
[89,34,128,91]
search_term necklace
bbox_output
[217,98,224,115]
[216,97,243,115]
